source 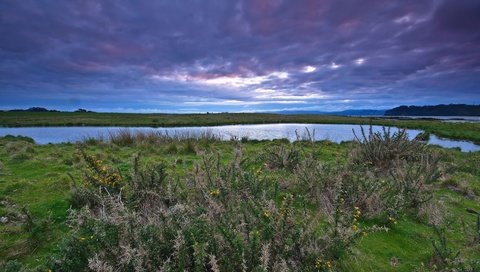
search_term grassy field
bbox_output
[0,130,479,271]
[1,111,480,144]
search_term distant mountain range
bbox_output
[2,104,480,116]
[385,104,480,116]
[276,104,480,117]
[274,109,386,116]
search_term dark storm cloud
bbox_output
[0,0,479,112]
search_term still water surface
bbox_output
[0,123,478,152]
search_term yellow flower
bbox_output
[209,188,220,197]
[80,237,86,241]
[263,210,270,218]
[326,261,332,268]
[362,231,368,237]
[315,258,322,268]
[388,216,398,224]
[352,224,359,231]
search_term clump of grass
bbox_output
[415,131,431,141]
[181,141,196,155]
[165,143,178,154]
[109,129,136,146]
[81,136,103,146]
[5,141,35,161]
[295,127,316,142]
[107,129,220,147]
[260,144,301,171]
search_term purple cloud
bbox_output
[0,0,479,112]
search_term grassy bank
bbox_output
[0,130,479,271]
[1,111,479,144]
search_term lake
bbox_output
[0,123,479,152]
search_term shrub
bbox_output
[346,127,441,219]
[0,260,37,272]
[5,141,35,161]
[260,144,301,172]
[352,126,426,171]
[293,157,335,200]
[53,151,373,271]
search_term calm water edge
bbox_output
[0,123,479,152]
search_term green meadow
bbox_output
[0,127,479,271]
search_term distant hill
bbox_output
[275,109,385,116]
[7,107,95,113]
[385,104,480,116]
[9,107,59,112]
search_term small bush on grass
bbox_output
[260,144,301,172]
[5,142,35,161]
[352,126,426,171]
[346,126,442,220]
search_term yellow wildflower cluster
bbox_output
[209,188,220,197]
[263,210,270,218]
[388,216,398,224]
[79,235,94,241]
[352,206,361,232]
[315,258,333,270]
[82,153,123,189]
[280,194,293,216]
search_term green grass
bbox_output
[0,134,479,271]
[1,111,479,144]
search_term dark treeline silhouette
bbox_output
[9,107,59,112]
[385,104,480,116]
[6,107,95,113]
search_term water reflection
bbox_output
[0,124,478,152]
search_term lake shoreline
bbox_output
[1,123,479,152]
[1,112,480,145]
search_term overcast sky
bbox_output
[1,0,479,112]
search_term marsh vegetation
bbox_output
[0,128,479,271]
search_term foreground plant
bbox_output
[50,147,378,271]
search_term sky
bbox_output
[1,0,480,113]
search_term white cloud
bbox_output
[355,58,365,65]
[394,15,412,24]
[302,65,316,73]
[330,62,341,69]
[152,70,289,88]
[183,99,306,106]
[253,89,328,100]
